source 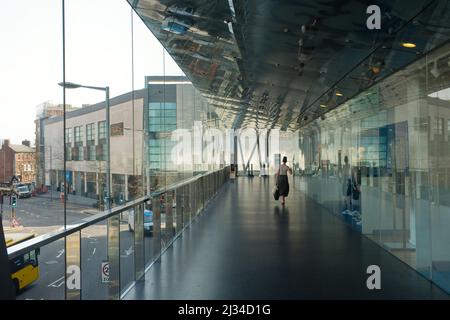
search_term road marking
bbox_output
[45,260,58,265]
[81,231,91,238]
[56,249,65,258]
[48,276,65,288]
[92,248,96,256]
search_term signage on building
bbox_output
[110,123,124,136]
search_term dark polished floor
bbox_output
[124,176,449,299]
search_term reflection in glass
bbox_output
[15,239,65,300]
[66,231,81,300]
[295,42,450,293]
[81,221,108,300]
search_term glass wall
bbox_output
[295,41,450,293]
[3,0,450,300]
[1,0,230,300]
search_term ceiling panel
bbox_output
[129,0,450,131]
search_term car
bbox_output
[128,208,154,236]
[15,185,31,198]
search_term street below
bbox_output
[2,193,136,299]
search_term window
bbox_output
[165,110,176,118]
[78,146,84,161]
[65,128,72,144]
[432,117,444,136]
[66,147,72,161]
[148,102,177,133]
[98,121,106,140]
[74,126,83,146]
[149,117,162,125]
[29,250,37,265]
[96,143,107,161]
[166,124,176,131]
[149,139,162,147]
[88,145,96,161]
[149,110,159,117]
[86,123,95,143]
[73,126,84,160]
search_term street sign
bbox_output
[101,261,109,283]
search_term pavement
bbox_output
[37,190,97,207]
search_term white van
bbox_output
[128,208,154,235]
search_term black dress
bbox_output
[277,175,289,197]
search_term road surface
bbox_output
[2,194,150,299]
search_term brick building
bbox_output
[0,140,36,183]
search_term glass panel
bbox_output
[134,204,145,281]
[14,239,65,300]
[160,193,168,250]
[66,231,81,300]
[0,1,66,236]
[175,188,183,234]
[152,195,161,261]
[107,215,120,299]
[166,191,175,242]
[294,41,450,293]
[427,47,450,291]
[120,209,135,294]
[144,199,157,267]
[183,185,190,226]
[80,221,108,300]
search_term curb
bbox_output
[3,225,24,233]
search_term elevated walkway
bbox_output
[124,176,448,299]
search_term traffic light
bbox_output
[11,196,17,208]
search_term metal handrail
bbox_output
[7,166,229,260]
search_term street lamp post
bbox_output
[58,82,111,210]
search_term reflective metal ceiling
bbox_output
[129,0,450,131]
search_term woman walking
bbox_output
[276,156,293,205]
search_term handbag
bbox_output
[272,185,280,200]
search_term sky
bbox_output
[0,0,183,145]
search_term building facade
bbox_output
[41,76,211,203]
[43,90,145,203]
[0,140,36,184]
[35,101,78,187]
